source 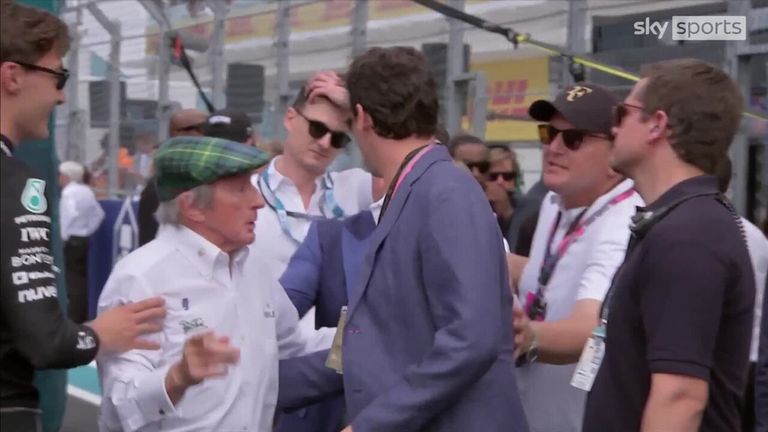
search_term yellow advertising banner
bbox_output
[470,56,550,142]
[147,0,488,54]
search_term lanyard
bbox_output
[258,168,345,245]
[598,191,726,330]
[526,187,636,320]
[378,142,435,225]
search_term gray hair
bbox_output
[59,161,84,183]
[155,184,215,226]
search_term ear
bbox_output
[178,191,206,223]
[0,62,23,95]
[354,104,372,132]
[283,107,296,132]
[647,110,669,143]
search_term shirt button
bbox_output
[159,409,165,415]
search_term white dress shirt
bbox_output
[60,181,105,240]
[250,158,373,330]
[515,179,643,432]
[743,217,768,362]
[97,225,331,432]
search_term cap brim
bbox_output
[528,100,558,122]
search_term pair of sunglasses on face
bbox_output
[296,110,350,149]
[537,124,610,151]
[464,162,516,182]
[11,61,70,90]
[488,171,516,182]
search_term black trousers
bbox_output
[0,408,42,432]
[64,235,89,324]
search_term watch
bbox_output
[525,328,539,363]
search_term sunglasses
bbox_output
[295,109,350,149]
[464,161,490,174]
[13,61,70,90]
[537,124,606,151]
[613,102,644,127]
[488,171,516,182]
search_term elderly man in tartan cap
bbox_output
[96,136,335,432]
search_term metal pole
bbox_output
[275,0,291,142]
[65,14,83,163]
[350,0,369,57]
[140,0,172,142]
[562,0,587,88]
[445,0,465,136]
[86,3,122,197]
[726,0,751,215]
[107,22,122,199]
[209,0,228,110]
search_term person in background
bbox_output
[487,144,521,235]
[59,160,105,323]
[715,157,768,431]
[511,83,641,432]
[757,270,768,432]
[138,108,208,246]
[449,133,489,185]
[202,108,257,146]
[584,58,754,432]
[0,2,165,430]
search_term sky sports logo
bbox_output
[633,16,747,41]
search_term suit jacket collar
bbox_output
[347,145,452,317]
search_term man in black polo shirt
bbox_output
[583,59,755,431]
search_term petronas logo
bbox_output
[20,179,47,214]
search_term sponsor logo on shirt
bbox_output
[17,286,57,303]
[264,302,276,318]
[14,214,51,225]
[76,331,97,350]
[20,227,49,242]
[11,271,55,285]
[20,178,47,214]
[180,318,207,334]
[10,252,54,267]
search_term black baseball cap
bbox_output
[528,83,618,136]
[202,109,253,143]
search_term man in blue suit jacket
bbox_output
[277,208,378,432]
[280,46,528,432]
[756,270,768,432]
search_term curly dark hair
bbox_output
[346,46,438,140]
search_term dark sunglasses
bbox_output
[613,102,644,127]
[13,61,70,90]
[537,124,606,151]
[295,109,350,149]
[465,161,490,174]
[488,171,516,182]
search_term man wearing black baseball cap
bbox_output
[510,83,642,432]
[202,109,256,146]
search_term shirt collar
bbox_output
[161,225,250,280]
[0,134,14,156]
[550,178,635,221]
[644,175,718,212]
[266,156,325,194]
[370,197,385,225]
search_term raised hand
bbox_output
[165,331,241,404]
[306,71,350,111]
[90,297,166,355]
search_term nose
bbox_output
[316,131,332,149]
[253,188,266,210]
[57,88,66,106]
[548,132,568,154]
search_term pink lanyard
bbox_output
[392,143,436,196]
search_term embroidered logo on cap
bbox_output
[566,86,593,102]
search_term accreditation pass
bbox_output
[571,326,606,391]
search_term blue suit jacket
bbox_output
[277,211,376,432]
[280,146,528,432]
[756,270,768,432]
[281,210,376,327]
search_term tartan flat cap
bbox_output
[154,136,270,201]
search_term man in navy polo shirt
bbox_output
[583,59,755,431]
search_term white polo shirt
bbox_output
[743,217,768,362]
[250,158,373,328]
[515,178,643,432]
